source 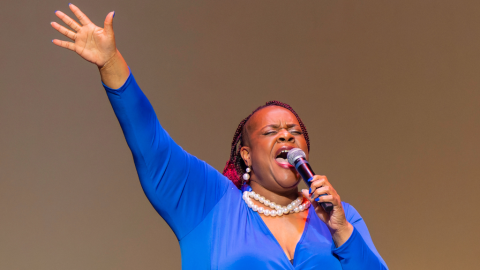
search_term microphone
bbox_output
[287,148,333,213]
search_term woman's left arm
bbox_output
[302,176,388,269]
[332,203,389,269]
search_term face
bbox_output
[240,106,309,192]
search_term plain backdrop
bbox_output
[1,0,479,269]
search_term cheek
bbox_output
[299,138,308,150]
[249,146,272,172]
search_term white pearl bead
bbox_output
[246,167,251,173]
[243,173,250,180]
[242,191,309,216]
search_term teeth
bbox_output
[276,149,290,160]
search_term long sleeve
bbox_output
[103,72,231,240]
[331,203,389,269]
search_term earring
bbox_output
[243,167,251,181]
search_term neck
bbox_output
[249,181,299,206]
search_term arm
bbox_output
[302,177,388,269]
[103,72,230,239]
[331,203,389,270]
[51,4,231,239]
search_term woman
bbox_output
[51,4,388,269]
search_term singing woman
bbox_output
[51,4,388,269]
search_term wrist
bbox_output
[331,222,354,248]
[99,49,120,73]
[99,50,130,89]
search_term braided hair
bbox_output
[222,101,310,189]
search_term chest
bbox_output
[188,191,343,269]
[260,212,308,260]
[203,203,341,269]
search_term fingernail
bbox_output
[54,10,57,13]
[315,197,320,202]
[308,177,313,182]
[113,11,115,18]
[310,193,314,199]
[69,3,72,6]
[51,40,53,42]
[309,188,312,193]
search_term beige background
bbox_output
[1,0,479,269]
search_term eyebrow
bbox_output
[261,124,299,130]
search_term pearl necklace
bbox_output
[242,190,310,217]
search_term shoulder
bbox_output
[341,201,363,224]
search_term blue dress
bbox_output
[103,72,389,269]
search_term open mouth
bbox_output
[275,148,294,167]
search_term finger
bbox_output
[312,185,332,198]
[51,22,77,41]
[310,187,333,204]
[55,10,81,32]
[301,189,315,204]
[302,189,325,213]
[52,39,76,51]
[315,194,335,204]
[308,176,328,193]
[69,3,93,26]
[103,11,115,37]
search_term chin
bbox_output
[275,175,301,189]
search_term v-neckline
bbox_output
[253,204,312,268]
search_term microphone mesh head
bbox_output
[287,148,306,165]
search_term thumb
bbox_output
[104,11,115,37]
[301,189,315,205]
[301,189,326,215]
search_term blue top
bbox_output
[103,72,388,269]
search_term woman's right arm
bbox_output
[51,4,231,240]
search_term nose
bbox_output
[277,129,295,143]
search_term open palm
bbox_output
[51,4,116,67]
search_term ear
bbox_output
[240,146,251,167]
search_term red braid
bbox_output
[222,101,310,189]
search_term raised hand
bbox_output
[51,4,116,68]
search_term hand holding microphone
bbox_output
[287,148,333,212]
[288,148,353,245]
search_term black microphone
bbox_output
[287,148,333,213]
